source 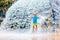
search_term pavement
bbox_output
[0,32,60,40]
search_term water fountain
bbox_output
[0,0,60,32]
[0,0,51,32]
[0,0,60,40]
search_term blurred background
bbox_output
[0,0,16,24]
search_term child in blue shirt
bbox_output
[32,13,39,32]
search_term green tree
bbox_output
[0,0,15,17]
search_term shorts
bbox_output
[32,23,37,26]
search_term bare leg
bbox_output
[36,25,37,31]
[32,26,34,32]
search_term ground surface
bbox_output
[0,32,60,40]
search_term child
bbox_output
[51,9,56,21]
[32,13,39,32]
[46,16,51,28]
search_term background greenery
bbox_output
[0,0,15,24]
[0,0,15,17]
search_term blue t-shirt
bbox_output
[32,16,39,23]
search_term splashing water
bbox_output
[0,0,60,32]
